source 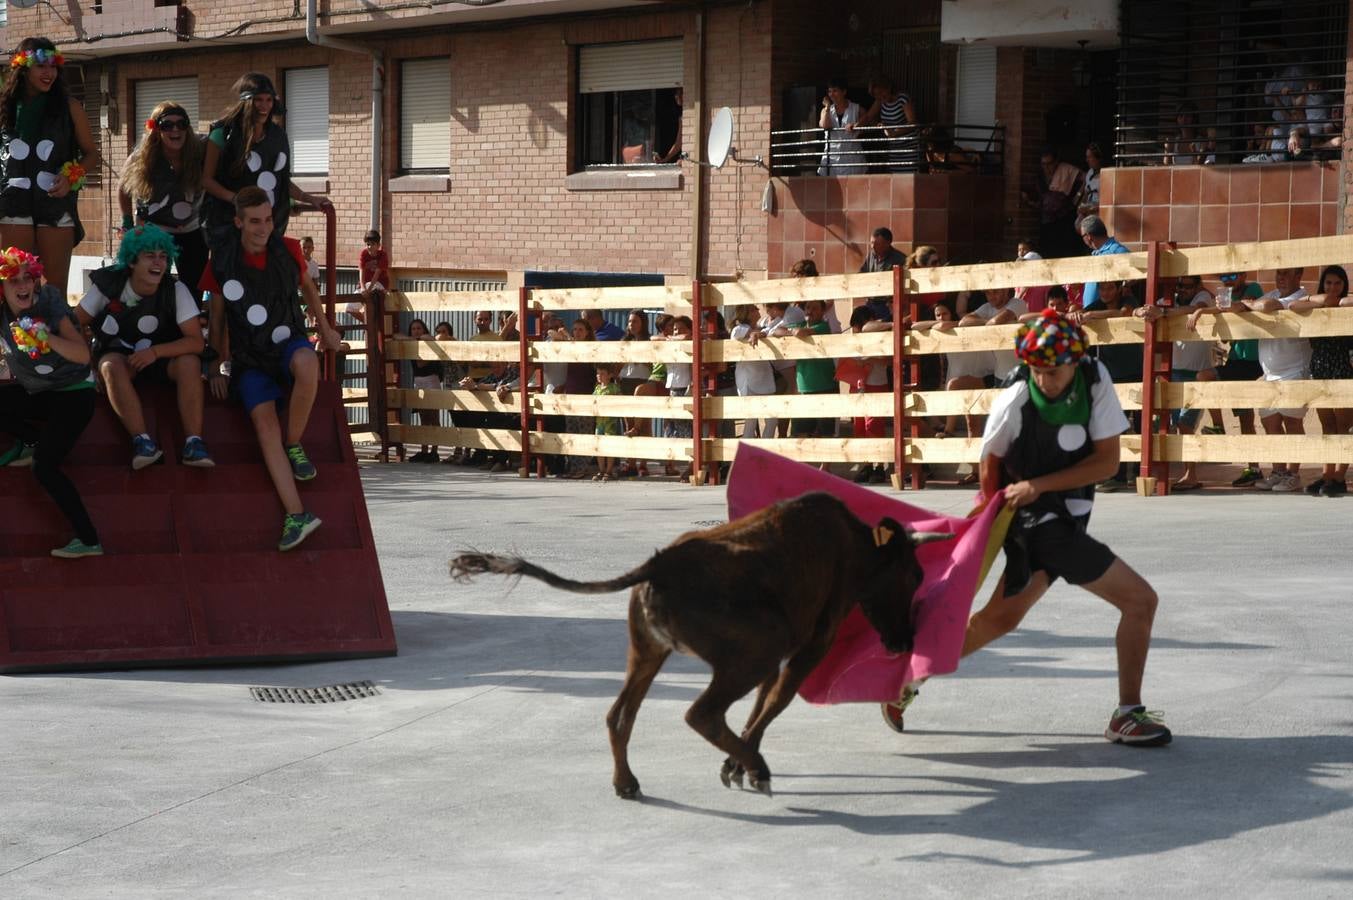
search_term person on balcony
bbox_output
[816,77,865,176]
[859,75,916,171]
[1076,143,1103,220]
[1024,147,1083,258]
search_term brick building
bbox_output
[3,0,1350,294]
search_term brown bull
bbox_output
[449,492,950,799]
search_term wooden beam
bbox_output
[528,285,693,311]
[705,272,893,307]
[905,317,1145,355]
[534,393,693,418]
[1159,379,1353,410]
[705,393,893,419]
[1153,433,1353,463]
[532,340,693,364]
[1161,235,1353,278]
[704,437,894,463]
[385,340,519,362]
[1158,307,1353,342]
[384,290,519,313]
[531,432,693,460]
[905,434,1143,463]
[905,383,1141,416]
[389,424,525,452]
[707,331,893,362]
[908,253,1151,294]
[389,388,519,413]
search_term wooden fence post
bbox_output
[890,264,914,491]
[517,286,532,478]
[1137,241,1171,496]
[690,280,705,485]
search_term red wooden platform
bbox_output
[0,381,396,672]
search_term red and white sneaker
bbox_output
[1105,706,1172,746]
[881,683,921,733]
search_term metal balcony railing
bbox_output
[769,123,1005,176]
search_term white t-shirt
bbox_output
[80,279,200,333]
[306,258,321,285]
[730,322,776,395]
[1257,287,1311,380]
[981,360,1130,523]
[541,333,568,390]
[1172,289,1215,372]
[973,297,1028,378]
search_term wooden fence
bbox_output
[365,234,1353,495]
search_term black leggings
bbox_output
[171,228,209,304]
[0,384,100,546]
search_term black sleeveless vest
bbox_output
[210,233,306,377]
[202,119,292,236]
[87,265,186,357]
[138,155,203,232]
[0,95,84,242]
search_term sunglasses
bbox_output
[157,118,189,132]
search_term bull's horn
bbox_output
[910,531,955,545]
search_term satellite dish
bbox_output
[707,107,734,168]
[10,0,41,8]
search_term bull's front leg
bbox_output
[686,665,776,795]
[723,669,780,788]
[737,633,835,762]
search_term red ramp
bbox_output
[0,382,396,672]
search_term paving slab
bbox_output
[3,465,1352,897]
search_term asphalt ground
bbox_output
[3,464,1352,898]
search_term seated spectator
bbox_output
[817,77,866,176]
[1134,275,1217,490]
[354,229,389,325]
[1019,284,1071,320]
[923,126,981,172]
[75,224,212,470]
[586,309,623,341]
[1163,103,1216,165]
[1303,264,1352,497]
[1070,279,1141,492]
[458,360,519,473]
[593,364,621,481]
[401,317,443,463]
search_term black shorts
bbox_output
[1216,357,1263,414]
[1002,517,1117,597]
[94,351,174,384]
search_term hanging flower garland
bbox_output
[10,317,51,360]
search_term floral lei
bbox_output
[10,317,51,360]
[60,160,86,191]
[10,48,64,69]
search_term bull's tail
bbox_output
[450,552,651,595]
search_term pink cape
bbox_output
[725,444,1010,704]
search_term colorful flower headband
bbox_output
[1014,308,1088,369]
[10,48,64,69]
[0,246,44,282]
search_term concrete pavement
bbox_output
[3,465,1352,897]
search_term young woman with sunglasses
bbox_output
[0,36,100,295]
[118,100,210,294]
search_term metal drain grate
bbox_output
[250,681,381,704]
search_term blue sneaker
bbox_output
[0,442,35,466]
[285,443,316,481]
[278,512,321,551]
[131,435,162,470]
[181,436,215,468]
[51,538,104,559]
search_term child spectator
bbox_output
[730,304,778,439]
[593,364,621,481]
[845,305,891,483]
[354,229,389,325]
[960,286,1029,381]
[300,236,320,285]
[784,301,836,442]
[1190,272,1267,485]
[1306,265,1352,497]
[915,299,996,453]
[402,318,443,463]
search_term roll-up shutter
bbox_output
[955,44,997,139]
[579,40,682,94]
[285,67,329,175]
[400,58,451,172]
[134,77,201,134]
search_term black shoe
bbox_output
[853,466,873,483]
[1304,478,1326,496]
[409,450,429,463]
[1320,480,1348,497]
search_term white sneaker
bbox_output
[1271,472,1302,493]
[1252,473,1279,490]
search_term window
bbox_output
[576,40,683,168]
[399,58,451,173]
[954,45,997,150]
[134,76,200,138]
[285,67,330,175]
[0,3,8,29]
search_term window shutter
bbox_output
[579,40,682,94]
[400,58,451,171]
[134,77,201,134]
[955,45,997,129]
[285,67,329,175]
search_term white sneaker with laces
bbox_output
[1271,472,1302,492]
[1252,473,1280,491]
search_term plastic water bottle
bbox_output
[1216,286,1232,309]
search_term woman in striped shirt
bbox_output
[861,75,917,171]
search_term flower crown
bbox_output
[0,246,44,282]
[10,48,64,69]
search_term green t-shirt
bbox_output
[15,93,48,143]
[1229,282,1266,361]
[795,320,836,393]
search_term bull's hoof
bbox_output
[614,781,642,800]
[720,759,745,788]
[749,774,773,796]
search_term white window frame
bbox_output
[399,57,451,174]
[285,66,330,176]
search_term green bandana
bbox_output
[1027,368,1089,426]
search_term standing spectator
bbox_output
[354,229,390,326]
[585,308,623,341]
[817,77,865,175]
[616,310,651,477]
[1076,143,1104,220]
[916,298,995,449]
[561,316,597,477]
[961,286,1029,382]
[592,365,621,481]
[201,73,330,255]
[731,304,779,439]
[1078,215,1130,310]
[0,38,100,295]
[1025,147,1083,259]
[119,101,208,295]
[1190,271,1267,485]
[1305,265,1352,496]
[1014,240,1050,314]
[1201,267,1315,493]
[844,305,891,483]
[402,318,443,463]
[0,247,102,558]
[859,75,916,170]
[1071,279,1141,492]
[858,227,906,321]
[785,301,836,444]
[300,236,320,285]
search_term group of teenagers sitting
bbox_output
[0,188,341,558]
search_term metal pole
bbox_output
[517,287,532,478]
[690,280,704,484]
[891,264,906,490]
